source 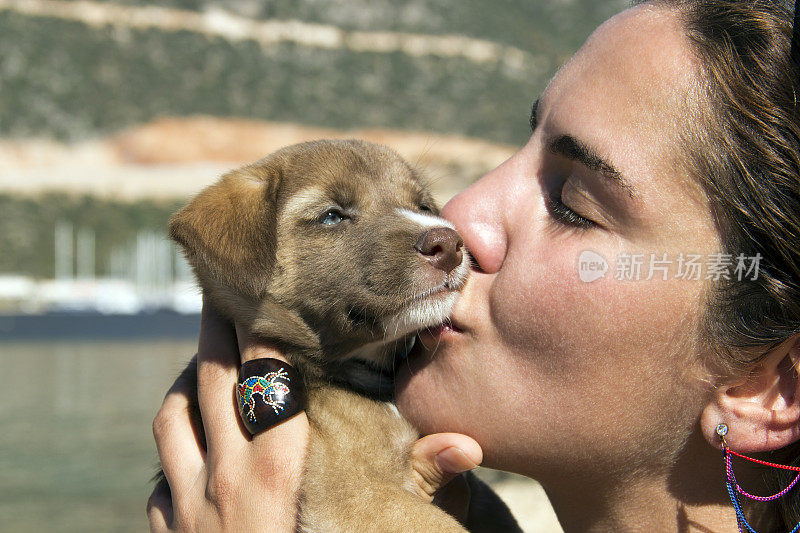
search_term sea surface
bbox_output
[0,340,194,532]
[0,338,560,532]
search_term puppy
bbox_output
[169,139,473,531]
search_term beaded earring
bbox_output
[716,423,800,533]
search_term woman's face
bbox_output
[396,6,722,481]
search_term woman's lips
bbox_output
[395,320,463,365]
[398,320,464,377]
[420,320,464,341]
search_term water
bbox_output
[0,340,195,532]
[0,340,556,532]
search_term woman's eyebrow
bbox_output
[530,98,540,132]
[530,97,637,199]
[548,134,637,200]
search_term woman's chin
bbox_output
[395,342,433,423]
[395,337,430,397]
[394,335,461,436]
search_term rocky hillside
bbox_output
[0,0,628,278]
[0,0,627,145]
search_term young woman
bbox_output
[148,1,800,531]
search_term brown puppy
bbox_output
[169,139,473,531]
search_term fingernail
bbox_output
[241,341,285,363]
[435,446,479,474]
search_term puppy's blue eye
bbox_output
[320,210,345,225]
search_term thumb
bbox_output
[410,433,482,501]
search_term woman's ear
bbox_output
[700,335,800,453]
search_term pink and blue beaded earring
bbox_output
[716,423,800,533]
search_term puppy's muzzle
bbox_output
[414,227,464,274]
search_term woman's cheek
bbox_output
[488,238,676,384]
[488,244,601,370]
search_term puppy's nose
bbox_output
[414,227,464,273]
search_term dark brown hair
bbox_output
[633,0,800,528]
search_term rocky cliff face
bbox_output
[0,0,626,144]
[0,0,627,278]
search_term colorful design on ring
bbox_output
[237,368,291,423]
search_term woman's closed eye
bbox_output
[544,187,597,230]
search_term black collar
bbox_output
[324,358,396,402]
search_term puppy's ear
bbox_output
[169,162,281,300]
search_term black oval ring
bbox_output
[235,358,306,435]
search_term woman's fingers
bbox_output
[196,301,249,458]
[234,325,311,494]
[235,324,287,363]
[150,356,204,530]
[410,433,482,524]
[410,433,483,501]
[153,370,205,497]
[150,301,309,531]
[147,477,173,532]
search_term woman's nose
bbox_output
[441,161,511,274]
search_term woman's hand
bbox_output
[147,302,482,531]
[410,433,483,524]
[147,303,309,531]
